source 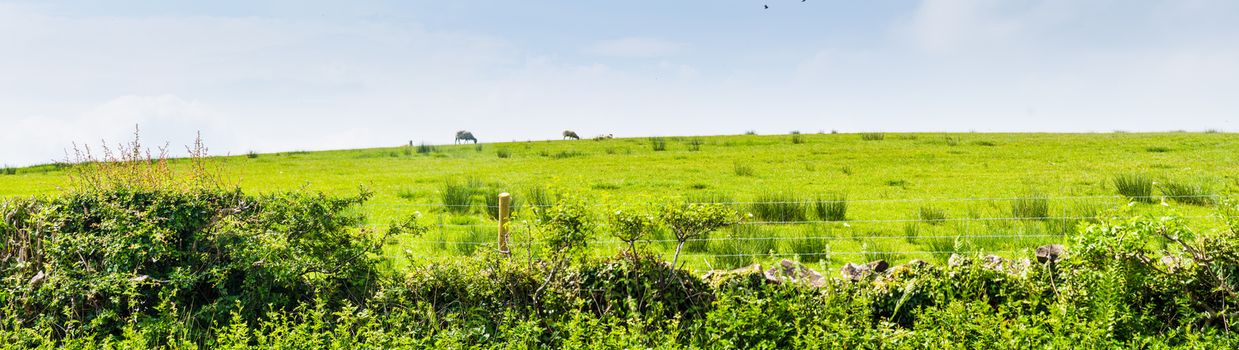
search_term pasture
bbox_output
[2,131,1236,270]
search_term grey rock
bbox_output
[28,270,46,286]
[763,259,825,287]
[867,260,890,273]
[1036,244,1065,264]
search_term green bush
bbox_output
[0,187,393,339]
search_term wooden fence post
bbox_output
[498,192,511,255]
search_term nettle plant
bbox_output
[661,203,740,271]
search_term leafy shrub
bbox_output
[609,207,656,254]
[0,166,15,175]
[0,187,394,338]
[662,203,738,270]
[750,193,806,222]
[1114,173,1154,203]
[744,130,757,135]
[813,195,847,221]
[649,137,667,152]
[246,151,259,159]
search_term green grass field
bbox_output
[3,132,1237,270]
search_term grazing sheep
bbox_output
[455,130,477,144]
[562,130,580,140]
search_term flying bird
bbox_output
[764,5,769,9]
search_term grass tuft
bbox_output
[441,180,482,214]
[246,151,259,159]
[687,138,704,151]
[1160,178,1216,206]
[551,150,585,159]
[417,143,438,154]
[649,137,667,152]
[1114,173,1155,203]
[733,162,755,177]
[790,131,805,144]
[1,166,16,176]
[1145,146,1171,153]
[453,227,491,256]
[1011,194,1049,220]
[812,195,847,221]
[860,132,885,141]
[750,193,807,222]
[919,206,948,225]
[786,226,829,263]
[497,148,511,158]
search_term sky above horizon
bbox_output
[2,0,1238,166]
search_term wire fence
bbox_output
[368,194,1229,208]
[367,194,1229,264]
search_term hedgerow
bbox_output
[1,135,1237,347]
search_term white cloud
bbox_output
[583,37,685,58]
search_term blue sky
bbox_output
[2,1,1237,165]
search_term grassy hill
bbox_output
[3,132,1237,270]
